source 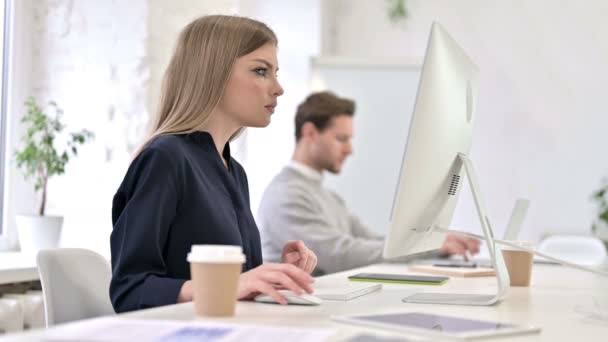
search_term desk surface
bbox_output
[0,252,38,285]
[2,263,607,341]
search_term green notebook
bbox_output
[348,272,448,285]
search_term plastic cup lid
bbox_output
[187,245,246,264]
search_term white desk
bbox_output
[1,262,607,341]
[0,253,38,285]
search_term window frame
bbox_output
[0,0,12,237]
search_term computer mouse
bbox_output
[254,290,323,306]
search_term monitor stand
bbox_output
[402,153,510,306]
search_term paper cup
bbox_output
[187,245,245,317]
[501,241,534,286]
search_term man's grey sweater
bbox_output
[258,165,391,275]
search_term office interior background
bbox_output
[1,0,607,259]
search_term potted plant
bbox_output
[14,97,93,254]
[387,0,408,22]
[591,179,608,249]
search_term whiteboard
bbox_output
[311,57,421,234]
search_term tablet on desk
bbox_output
[333,312,541,340]
[348,273,448,285]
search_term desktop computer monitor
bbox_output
[382,23,606,305]
[383,22,480,259]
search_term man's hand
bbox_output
[281,240,318,274]
[439,234,481,259]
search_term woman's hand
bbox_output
[237,263,315,305]
[281,240,318,273]
[177,280,193,303]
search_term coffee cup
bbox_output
[187,245,245,317]
[501,241,534,287]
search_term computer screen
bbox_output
[384,22,480,259]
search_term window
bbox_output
[0,0,11,235]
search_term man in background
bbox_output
[257,91,480,275]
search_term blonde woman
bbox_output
[110,15,317,313]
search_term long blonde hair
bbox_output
[136,15,277,156]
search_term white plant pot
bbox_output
[15,215,63,255]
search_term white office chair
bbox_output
[36,248,115,326]
[537,235,607,266]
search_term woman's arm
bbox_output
[110,147,185,313]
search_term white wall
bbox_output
[323,0,608,241]
[238,0,322,216]
[5,0,238,255]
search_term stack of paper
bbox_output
[45,317,335,342]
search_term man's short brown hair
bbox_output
[294,91,355,141]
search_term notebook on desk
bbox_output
[408,264,496,277]
[313,282,382,301]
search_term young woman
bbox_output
[110,15,317,313]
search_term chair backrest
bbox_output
[36,248,115,326]
[537,235,608,266]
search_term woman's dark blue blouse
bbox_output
[109,131,262,313]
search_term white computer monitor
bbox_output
[382,22,512,306]
[384,22,479,259]
[382,25,608,305]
